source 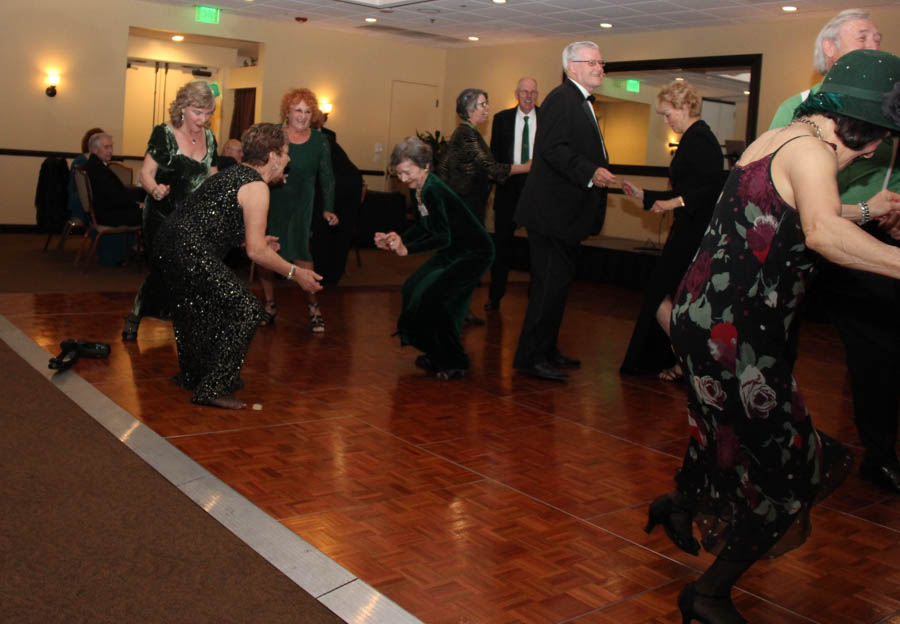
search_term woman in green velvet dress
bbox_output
[376,138,494,380]
[122,81,218,340]
[257,88,337,333]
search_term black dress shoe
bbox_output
[860,461,900,495]
[483,300,500,312]
[518,362,568,381]
[550,353,581,368]
[464,311,486,326]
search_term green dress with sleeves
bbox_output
[130,123,216,322]
[266,129,334,263]
[398,173,494,371]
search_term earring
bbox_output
[180,112,184,122]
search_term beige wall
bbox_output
[1,0,447,224]
[444,7,900,240]
[4,1,899,235]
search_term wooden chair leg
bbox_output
[249,261,256,283]
[81,233,102,270]
[57,222,74,251]
[74,232,91,265]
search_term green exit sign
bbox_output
[626,79,640,93]
[195,5,220,24]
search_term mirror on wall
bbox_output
[597,54,761,172]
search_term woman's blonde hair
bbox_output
[280,88,320,123]
[657,80,701,117]
[169,81,216,128]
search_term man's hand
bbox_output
[592,167,616,187]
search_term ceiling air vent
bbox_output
[357,23,461,44]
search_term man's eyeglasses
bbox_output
[571,60,605,69]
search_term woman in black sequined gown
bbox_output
[153,123,323,409]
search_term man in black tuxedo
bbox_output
[486,77,539,312]
[84,133,143,226]
[513,41,615,381]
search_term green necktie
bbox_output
[521,115,530,163]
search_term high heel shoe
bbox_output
[677,583,747,624]
[644,494,700,555]
[308,303,325,333]
[121,314,140,341]
[260,300,278,326]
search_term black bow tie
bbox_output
[586,94,595,103]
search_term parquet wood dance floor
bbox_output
[4,281,899,624]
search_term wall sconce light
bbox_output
[46,72,60,97]
[320,101,333,114]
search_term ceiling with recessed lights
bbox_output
[144,0,896,47]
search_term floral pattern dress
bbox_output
[669,136,852,561]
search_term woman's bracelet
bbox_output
[287,264,296,281]
[858,201,871,225]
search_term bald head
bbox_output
[222,139,243,163]
[515,77,538,114]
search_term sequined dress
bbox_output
[669,137,852,560]
[152,165,264,404]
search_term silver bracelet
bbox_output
[287,264,296,280]
[858,201,871,225]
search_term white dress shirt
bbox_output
[513,107,537,165]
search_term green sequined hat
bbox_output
[819,49,900,132]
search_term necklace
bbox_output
[792,118,824,141]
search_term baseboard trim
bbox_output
[0,225,41,233]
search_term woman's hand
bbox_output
[292,266,323,293]
[265,235,280,252]
[621,180,644,200]
[323,211,339,226]
[375,231,407,256]
[151,183,171,201]
[651,198,682,214]
[866,189,900,219]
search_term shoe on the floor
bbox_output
[464,311,485,326]
[517,362,568,382]
[436,368,466,381]
[550,353,580,368]
[415,355,435,372]
[860,460,900,495]
[308,303,325,333]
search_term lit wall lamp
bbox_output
[320,100,333,114]
[46,72,60,97]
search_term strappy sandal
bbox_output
[658,365,684,382]
[121,314,140,341]
[259,300,278,326]
[436,368,466,381]
[308,303,325,333]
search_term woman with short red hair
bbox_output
[257,88,337,332]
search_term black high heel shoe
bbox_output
[122,314,140,341]
[48,341,80,372]
[644,494,700,555]
[677,583,747,624]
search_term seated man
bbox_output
[84,133,143,226]
[217,138,243,170]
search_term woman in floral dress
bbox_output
[646,50,900,623]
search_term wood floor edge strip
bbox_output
[0,313,420,624]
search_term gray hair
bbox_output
[562,41,600,72]
[390,137,432,170]
[88,132,111,151]
[813,9,871,74]
[456,88,487,120]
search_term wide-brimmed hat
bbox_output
[819,49,900,132]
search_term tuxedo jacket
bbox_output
[514,78,609,243]
[489,105,539,164]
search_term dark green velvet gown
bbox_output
[132,124,216,320]
[398,174,494,371]
[266,130,334,263]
